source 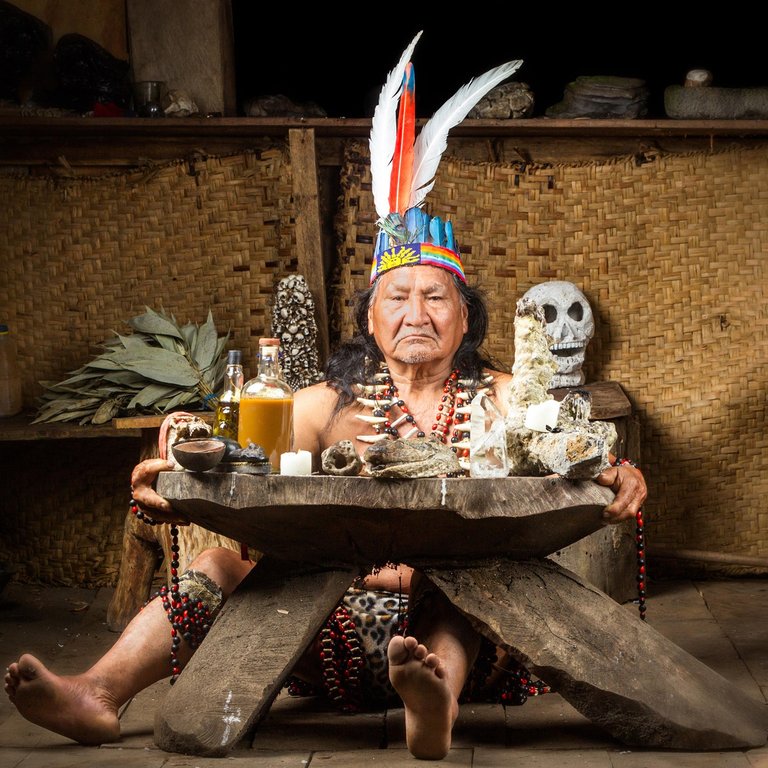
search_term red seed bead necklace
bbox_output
[378,367,464,443]
[364,367,475,467]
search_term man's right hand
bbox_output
[130,459,189,525]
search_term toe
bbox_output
[412,644,429,662]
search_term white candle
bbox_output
[524,400,561,432]
[280,450,312,476]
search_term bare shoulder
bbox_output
[294,381,338,423]
[293,381,341,454]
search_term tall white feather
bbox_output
[409,59,523,208]
[369,30,423,219]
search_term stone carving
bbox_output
[162,89,198,117]
[363,437,462,478]
[521,281,595,388]
[546,76,649,119]
[665,78,768,119]
[321,440,364,476]
[271,274,323,392]
[158,412,212,471]
[468,82,534,119]
[243,94,327,118]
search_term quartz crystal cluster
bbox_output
[504,299,615,479]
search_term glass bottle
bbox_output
[212,349,244,440]
[0,324,22,417]
[237,337,294,471]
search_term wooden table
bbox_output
[104,382,641,629]
[152,472,767,757]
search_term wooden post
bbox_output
[289,128,330,364]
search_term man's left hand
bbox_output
[595,462,647,524]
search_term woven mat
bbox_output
[0,439,139,586]
[333,141,768,565]
[0,148,296,586]
[0,148,296,404]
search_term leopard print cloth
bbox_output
[341,587,408,706]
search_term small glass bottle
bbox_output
[212,350,244,440]
[0,324,22,418]
[237,338,294,471]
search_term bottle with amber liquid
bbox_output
[237,338,293,471]
[212,349,244,440]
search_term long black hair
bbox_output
[324,272,499,412]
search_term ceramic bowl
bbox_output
[171,439,226,472]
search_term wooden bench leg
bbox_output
[106,510,161,631]
[107,427,162,631]
[422,558,768,750]
[154,557,357,756]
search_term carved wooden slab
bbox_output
[154,557,356,756]
[156,473,614,568]
[423,559,768,750]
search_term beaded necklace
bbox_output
[380,367,466,443]
[354,364,491,472]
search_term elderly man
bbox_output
[5,35,646,759]
[4,248,646,759]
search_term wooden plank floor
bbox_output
[1,577,766,767]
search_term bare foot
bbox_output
[4,654,120,745]
[388,635,458,760]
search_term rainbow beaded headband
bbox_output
[370,242,465,284]
[368,31,521,285]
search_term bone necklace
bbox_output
[355,363,493,470]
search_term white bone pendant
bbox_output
[355,414,389,424]
[359,384,389,394]
[357,433,390,443]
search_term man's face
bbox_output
[367,266,468,367]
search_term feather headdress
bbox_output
[368,32,523,284]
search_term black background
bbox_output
[231,6,765,119]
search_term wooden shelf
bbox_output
[0,412,142,441]
[0,411,219,440]
[4,115,768,137]
[2,116,768,167]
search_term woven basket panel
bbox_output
[333,142,768,560]
[0,148,297,406]
[0,149,296,586]
[0,438,140,586]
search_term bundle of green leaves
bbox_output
[34,307,230,425]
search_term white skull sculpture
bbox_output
[521,281,595,388]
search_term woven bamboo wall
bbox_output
[0,148,297,585]
[0,438,140,587]
[333,141,768,565]
[0,148,296,406]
